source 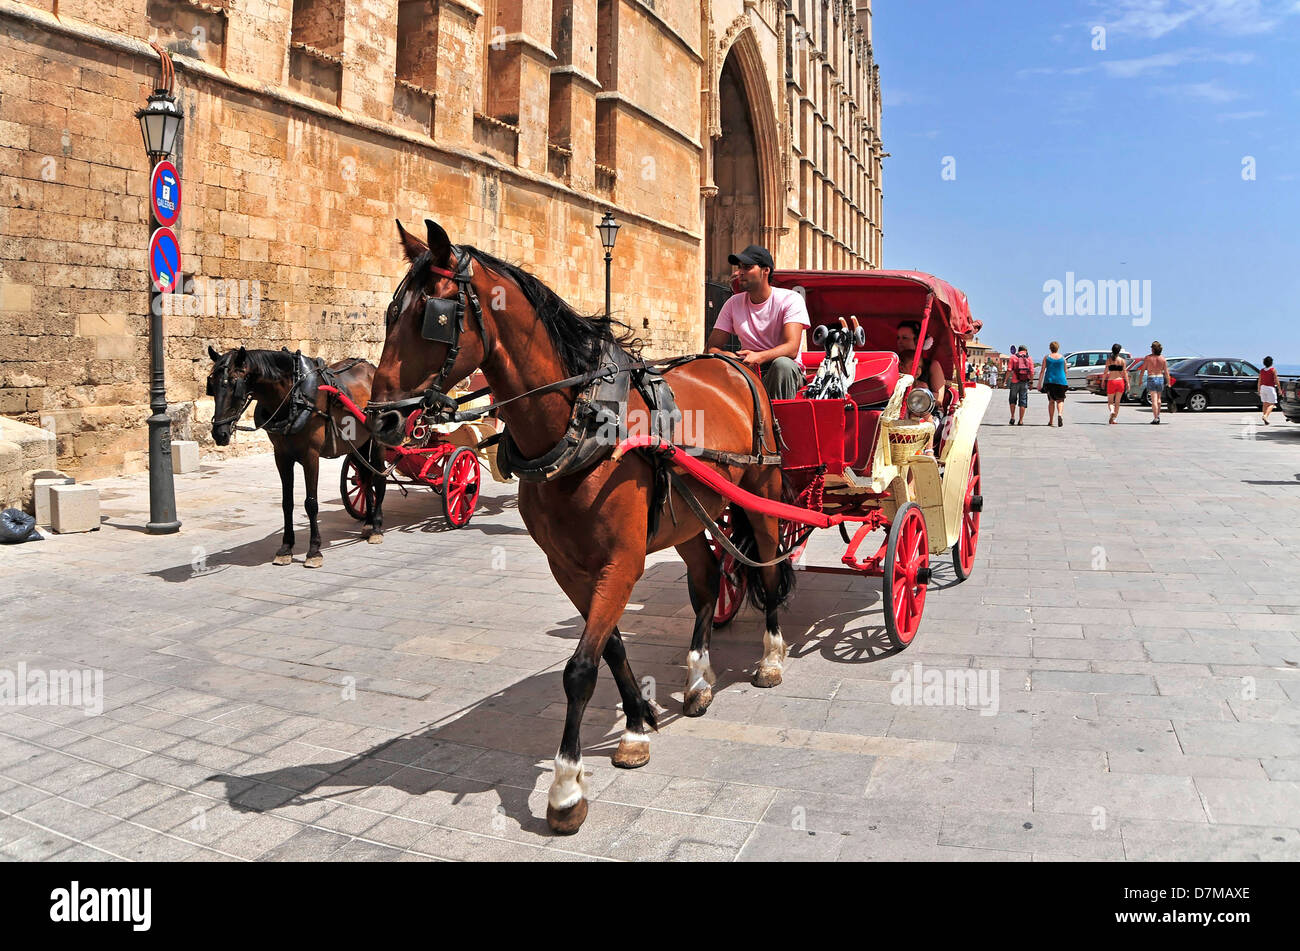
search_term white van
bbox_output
[1063,349,1132,389]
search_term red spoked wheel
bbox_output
[951,440,982,581]
[882,502,930,650]
[339,454,371,522]
[706,508,746,628]
[441,447,481,528]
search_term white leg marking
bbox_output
[620,730,650,745]
[548,754,587,810]
[760,629,787,671]
[686,649,716,694]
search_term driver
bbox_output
[706,244,809,399]
[895,320,948,397]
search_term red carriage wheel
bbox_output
[951,440,982,581]
[705,508,746,627]
[441,446,481,528]
[882,502,930,650]
[339,454,370,521]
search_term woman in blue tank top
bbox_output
[1037,341,1069,426]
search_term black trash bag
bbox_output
[0,508,42,543]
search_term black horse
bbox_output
[207,346,388,567]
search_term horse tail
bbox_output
[726,503,796,613]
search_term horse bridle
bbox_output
[371,245,491,419]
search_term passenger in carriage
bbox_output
[895,320,949,398]
[706,244,810,400]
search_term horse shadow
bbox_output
[208,670,572,838]
[143,507,390,582]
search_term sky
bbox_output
[873,0,1300,365]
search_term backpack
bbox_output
[1012,354,1033,382]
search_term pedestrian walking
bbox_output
[1008,345,1034,425]
[1140,340,1169,425]
[1037,341,1068,426]
[1259,356,1279,425]
[985,362,997,388]
[1104,343,1128,424]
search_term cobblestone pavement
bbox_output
[3,392,1299,861]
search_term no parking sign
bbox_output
[149,227,181,293]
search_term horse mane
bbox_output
[243,348,295,380]
[412,245,643,376]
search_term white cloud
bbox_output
[1217,109,1268,118]
[1018,47,1254,79]
[1092,0,1300,38]
[1152,80,1243,101]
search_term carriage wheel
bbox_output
[882,502,930,650]
[706,508,746,628]
[951,440,982,581]
[339,454,370,522]
[441,447,481,528]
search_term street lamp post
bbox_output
[598,212,620,318]
[137,48,184,534]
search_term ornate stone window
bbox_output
[289,0,344,107]
[146,0,229,69]
[395,1,439,136]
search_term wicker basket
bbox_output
[886,422,933,466]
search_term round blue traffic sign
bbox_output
[149,227,182,293]
[150,160,181,227]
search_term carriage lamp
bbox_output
[137,90,183,159]
[906,387,937,419]
[599,212,620,318]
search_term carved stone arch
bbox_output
[714,22,785,246]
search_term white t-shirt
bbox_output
[714,287,811,353]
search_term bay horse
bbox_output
[365,220,794,834]
[207,346,387,567]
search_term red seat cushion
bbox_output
[799,350,899,406]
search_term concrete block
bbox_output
[172,441,200,474]
[34,477,74,527]
[49,483,100,533]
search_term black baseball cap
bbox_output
[728,244,775,271]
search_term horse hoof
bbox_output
[272,554,292,566]
[304,555,323,569]
[682,687,713,717]
[753,666,783,688]
[366,533,384,545]
[612,737,650,769]
[546,797,588,835]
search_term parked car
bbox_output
[1064,349,1132,389]
[1165,358,1263,412]
[1277,374,1300,423]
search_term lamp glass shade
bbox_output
[598,213,620,250]
[138,95,183,157]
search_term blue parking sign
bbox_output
[150,160,181,227]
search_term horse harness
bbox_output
[228,351,364,443]
[373,245,786,544]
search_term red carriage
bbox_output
[328,375,501,528]
[623,270,991,648]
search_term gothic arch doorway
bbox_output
[706,52,763,285]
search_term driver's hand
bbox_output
[736,350,762,370]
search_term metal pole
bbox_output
[604,249,612,319]
[146,153,180,534]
